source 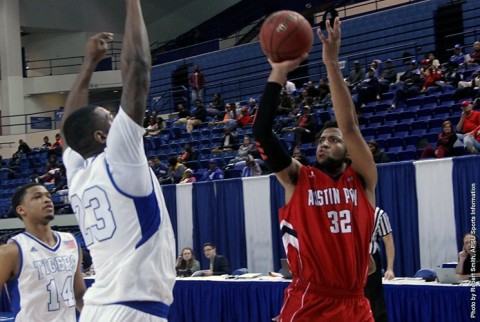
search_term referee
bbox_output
[365,207,395,322]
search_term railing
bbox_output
[0,110,61,135]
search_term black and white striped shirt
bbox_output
[370,207,393,254]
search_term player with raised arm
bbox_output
[253,17,376,321]
[0,183,85,322]
[61,1,175,321]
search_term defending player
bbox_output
[253,17,376,321]
[61,0,175,321]
[0,183,85,321]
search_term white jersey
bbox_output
[7,231,79,322]
[63,107,176,318]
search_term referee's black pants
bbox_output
[364,251,389,322]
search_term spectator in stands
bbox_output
[179,142,196,162]
[176,247,200,277]
[378,59,397,93]
[467,41,480,66]
[355,68,379,113]
[212,128,237,153]
[209,103,237,128]
[51,165,68,193]
[199,159,224,182]
[145,115,165,136]
[427,52,440,68]
[202,242,231,276]
[441,63,462,88]
[206,92,224,117]
[241,154,262,177]
[347,60,365,91]
[368,140,390,163]
[453,70,480,101]
[305,80,319,99]
[369,59,382,78]
[189,64,205,102]
[227,135,256,166]
[237,107,253,128]
[390,60,423,110]
[41,136,52,150]
[160,157,186,184]
[17,139,31,154]
[149,156,168,179]
[448,44,465,67]
[463,123,480,154]
[186,99,207,133]
[4,152,21,179]
[317,79,332,108]
[179,168,197,184]
[420,120,457,158]
[455,233,480,280]
[284,77,297,95]
[35,154,62,183]
[247,98,258,116]
[177,103,190,118]
[278,88,295,115]
[281,105,317,146]
[456,100,480,151]
[420,66,442,93]
[292,147,309,166]
[50,133,62,154]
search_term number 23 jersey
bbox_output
[279,165,374,290]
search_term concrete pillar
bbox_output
[0,0,26,134]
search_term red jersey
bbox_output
[279,165,374,290]
[277,165,375,321]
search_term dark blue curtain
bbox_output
[376,161,420,277]
[214,179,247,271]
[192,182,217,269]
[452,155,480,250]
[269,176,286,272]
[161,184,178,250]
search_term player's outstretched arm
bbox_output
[61,32,113,151]
[317,18,377,204]
[0,243,19,289]
[253,54,307,202]
[120,0,151,126]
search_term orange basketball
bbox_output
[259,10,313,63]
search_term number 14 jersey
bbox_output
[279,165,374,290]
[8,231,79,322]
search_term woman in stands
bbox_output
[176,247,201,277]
[420,120,457,159]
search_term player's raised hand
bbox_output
[317,17,341,65]
[85,32,113,63]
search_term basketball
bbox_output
[259,10,313,63]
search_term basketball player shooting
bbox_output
[61,1,176,321]
[253,17,377,321]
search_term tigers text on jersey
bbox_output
[7,231,79,322]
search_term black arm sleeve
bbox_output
[252,82,292,173]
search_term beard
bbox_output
[44,214,54,222]
[314,157,346,175]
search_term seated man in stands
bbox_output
[281,105,317,146]
[367,140,390,164]
[455,233,480,280]
[456,100,480,153]
[447,44,466,67]
[202,242,231,276]
[17,139,31,154]
[277,88,295,115]
[41,136,52,150]
[199,159,224,182]
[390,60,424,110]
[206,92,225,117]
[241,154,262,177]
[378,59,397,94]
[212,128,238,153]
[347,60,365,91]
[237,107,253,128]
[355,68,379,113]
[466,41,480,66]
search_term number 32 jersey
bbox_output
[279,165,374,290]
[8,231,79,322]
